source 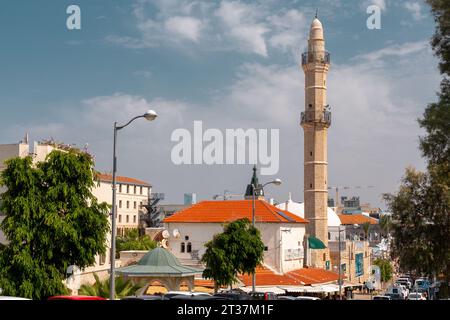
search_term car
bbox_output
[396,278,412,289]
[407,293,426,300]
[213,292,252,300]
[277,296,298,300]
[385,293,403,300]
[248,291,278,300]
[0,296,31,300]
[295,296,321,300]
[373,295,391,300]
[163,291,212,300]
[47,295,107,300]
[121,295,164,300]
[168,294,227,300]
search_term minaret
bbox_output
[300,17,331,268]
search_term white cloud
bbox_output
[164,16,203,42]
[354,41,428,62]
[404,2,425,21]
[268,9,307,54]
[215,1,269,57]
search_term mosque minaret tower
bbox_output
[300,16,332,269]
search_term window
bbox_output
[140,201,143,207]
[126,201,129,209]
[323,253,326,261]
[328,232,331,240]
[119,215,122,223]
[119,200,122,208]
[133,215,136,223]
[181,242,185,253]
[134,201,137,209]
[119,184,122,193]
[310,183,313,188]
[310,151,313,156]
[126,215,129,223]
[134,186,137,194]
[185,236,189,241]
[127,185,129,193]
[99,253,106,265]
[264,246,268,251]
[140,186,143,195]
[187,242,192,253]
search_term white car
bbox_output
[163,291,211,299]
[296,296,320,300]
[0,296,31,300]
[407,293,426,300]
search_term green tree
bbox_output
[373,258,393,284]
[201,218,265,293]
[78,273,142,299]
[379,214,392,236]
[116,229,157,256]
[362,222,371,240]
[0,150,109,299]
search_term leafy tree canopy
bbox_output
[373,258,394,283]
[0,150,109,299]
[116,229,157,255]
[201,218,265,291]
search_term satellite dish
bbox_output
[173,229,180,238]
[161,239,169,248]
[162,230,170,239]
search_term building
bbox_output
[94,173,151,237]
[300,16,332,269]
[163,199,308,273]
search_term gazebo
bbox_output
[115,247,203,293]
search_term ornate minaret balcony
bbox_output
[301,51,331,66]
[300,109,332,127]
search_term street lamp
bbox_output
[251,178,282,292]
[337,223,359,300]
[109,110,158,300]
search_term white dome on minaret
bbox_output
[309,18,324,40]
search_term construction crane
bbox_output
[327,185,375,207]
[213,190,241,200]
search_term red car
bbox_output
[48,295,107,300]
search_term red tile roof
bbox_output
[163,200,308,224]
[238,266,340,286]
[96,173,151,187]
[338,214,378,225]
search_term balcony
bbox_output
[300,110,331,126]
[301,51,331,65]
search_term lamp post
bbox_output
[251,178,282,292]
[109,110,157,300]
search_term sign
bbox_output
[355,253,364,277]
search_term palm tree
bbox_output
[379,214,392,237]
[362,222,371,241]
[78,273,143,299]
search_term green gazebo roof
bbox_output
[308,236,327,249]
[116,247,203,277]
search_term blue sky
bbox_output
[0,0,442,208]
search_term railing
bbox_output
[300,110,331,126]
[302,51,331,65]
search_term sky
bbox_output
[0,0,442,209]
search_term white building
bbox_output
[163,199,308,274]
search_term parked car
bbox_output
[296,296,320,300]
[407,293,426,300]
[163,291,212,300]
[169,295,226,300]
[373,295,391,300]
[277,296,298,300]
[0,296,31,300]
[414,279,430,293]
[213,292,252,300]
[248,291,278,300]
[396,278,412,289]
[121,295,163,300]
[47,295,107,300]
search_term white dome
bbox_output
[309,18,324,40]
[276,199,340,227]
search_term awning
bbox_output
[308,236,327,249]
